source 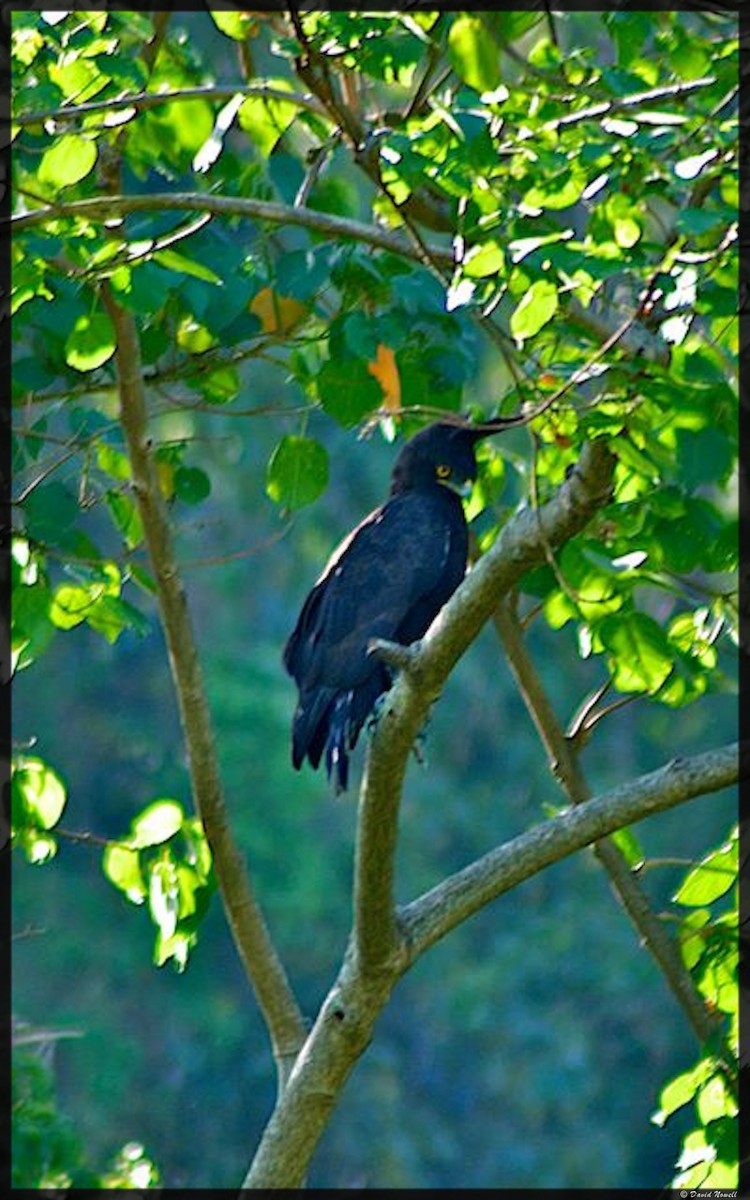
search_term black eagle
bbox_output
[283,420,508,793]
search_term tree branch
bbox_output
[101,284,307,1087]
[243,738,743,1189]
[10,192,453,268]
[401,742,744,959]
[492,599,721,1045]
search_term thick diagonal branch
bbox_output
[102,285,306,1084]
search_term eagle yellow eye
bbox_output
[436,463,451,479]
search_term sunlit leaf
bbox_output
[209,10,259,40]
[25,832,59,864]
[12,756,67,830]
[64,312,116,372]
[674,834,737,907]
[599,612,674,694]
[154,928,194,972]
[463,241,505,279]
[238,80,297,157]
[103,844,147,904]
[130,800,184,850]
[652,1060,711,1126]
[677,907,711,970]
[153,249,222,285]
[49,584,96,630]
[697,1075,737,1125]
[38,134,97,188]
[510,279,559,343]
[448,16,499,93]
[106,491,144,550]
[610,827,644,869]
[149,858,179,941]
[176,317,216,354]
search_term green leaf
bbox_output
[697,1075,737,1125]
[463,241,505,279]
[38,134,97,188]
[174,466,211,505]
[674,835,737,907]
[106,491,144,550]
[176,317,216,355]
[11,753,66,868]
[128,562,157,595]
[699,950,737,1016]
[612,435,660,481]
[598,611,674,694]
[85,594,149,644]
[48,565,122,633]
[12,757,67,831]
[490,12,544,42]
[154,928,194,972]
[316,356,383,428]
[64,312,116,372]
[604,194,642,248]
[49,584,97,630]
[149,858,179,941]
[238,80,297,157]
[610,827,644,869]
[524,172,587,211]
[103,844,147,904]
[96,443,131,482]
[209,10,259,40]
[12,577,55,672]
[448,16,499,93]
[129,800,184,850]
[182,816,213,882]
[652,1060,711,1126]
[677,908,711,970]
[342,312,380,360]
[266,436,329,511]
[23,481,78,544]
[153,249,222,285]
[674,427,734,491]
[25,833,59,865]
[195,366,240,405]
[510,280,559,343]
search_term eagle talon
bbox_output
[367,638,417,673]
[366,693,388,736]
[412,722,429,767]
